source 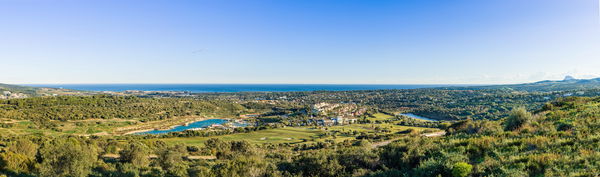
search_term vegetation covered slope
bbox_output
[0,96,598,177]
[454,77,600,92]
[0,84,39,96]
[375,96,600,176]
[0,95,252,121]
[0,83,89,98]
[194,88,600,121]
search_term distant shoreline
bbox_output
[23,84,479,93]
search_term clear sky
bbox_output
[1,0,599,84]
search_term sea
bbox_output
[26,84,465,93]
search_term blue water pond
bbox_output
[399,113,438,121]
[135,119,229,135]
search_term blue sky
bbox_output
[1,0,599,84]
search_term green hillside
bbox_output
[375,96,600,176]
[1,82,600,176]
[0,83,89,98]
[454,77,600,92]
[0,84,39,96]
[0,96,598,176]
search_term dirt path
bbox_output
[371,138,400,148]
[423,131,446,137]
[101,154,216,160]
[371,131,446,148]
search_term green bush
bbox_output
[504,107,533,131]
[451,162,472,177]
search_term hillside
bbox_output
[375,96,600,176]
[458,77,600,92]
[1,95,598,176]
[0,83,90,99]
[0,95,254,121]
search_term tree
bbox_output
[0,139,38,174]
[336,147,379,173]
[230,140,253,154]
[205,138,230,157]
[212,156,278,177]
[119,141,151,168]
[7,139,38,157]
[188,166,214,177]
[0,151,34,174]
[36,138,98,177]
[158,145,188,177]
[365,169,402,177]
[287,150,344,177]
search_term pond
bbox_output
[135,119,234,135]
[399,113,439,121]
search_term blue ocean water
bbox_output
[26,84,462,93]
[135,119,228,135]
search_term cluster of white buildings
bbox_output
[308,102,364,126]
[0,91,28,99]
[312,102,367,117]
[312,102,340,114]
[312,116,359,126]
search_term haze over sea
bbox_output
[25,84,470,93]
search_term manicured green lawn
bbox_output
[159,124,438,146]
[328,123,434,133]
[370,113,395,121]
[159,127,325,146]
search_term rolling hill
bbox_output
[447,76,600,92]
[0,83,90,99]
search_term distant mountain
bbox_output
[456,77,600,92]
[0,83,91,99]
[563,75,576,81]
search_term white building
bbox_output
[332,117,358,125]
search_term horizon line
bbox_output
[19,83,487,86]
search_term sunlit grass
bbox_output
[160,127,324,146]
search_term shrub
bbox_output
[555,120,573,131]
[0,151,34,173]
[504,108,533,131]
[36,138,98,177]
[452,162,473,177]
[119,141,151,168]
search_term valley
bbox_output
[0,80,599,176]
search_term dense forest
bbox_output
[1,96,599,176]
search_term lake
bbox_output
[399,113,438,121]
[135,119,228,135]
